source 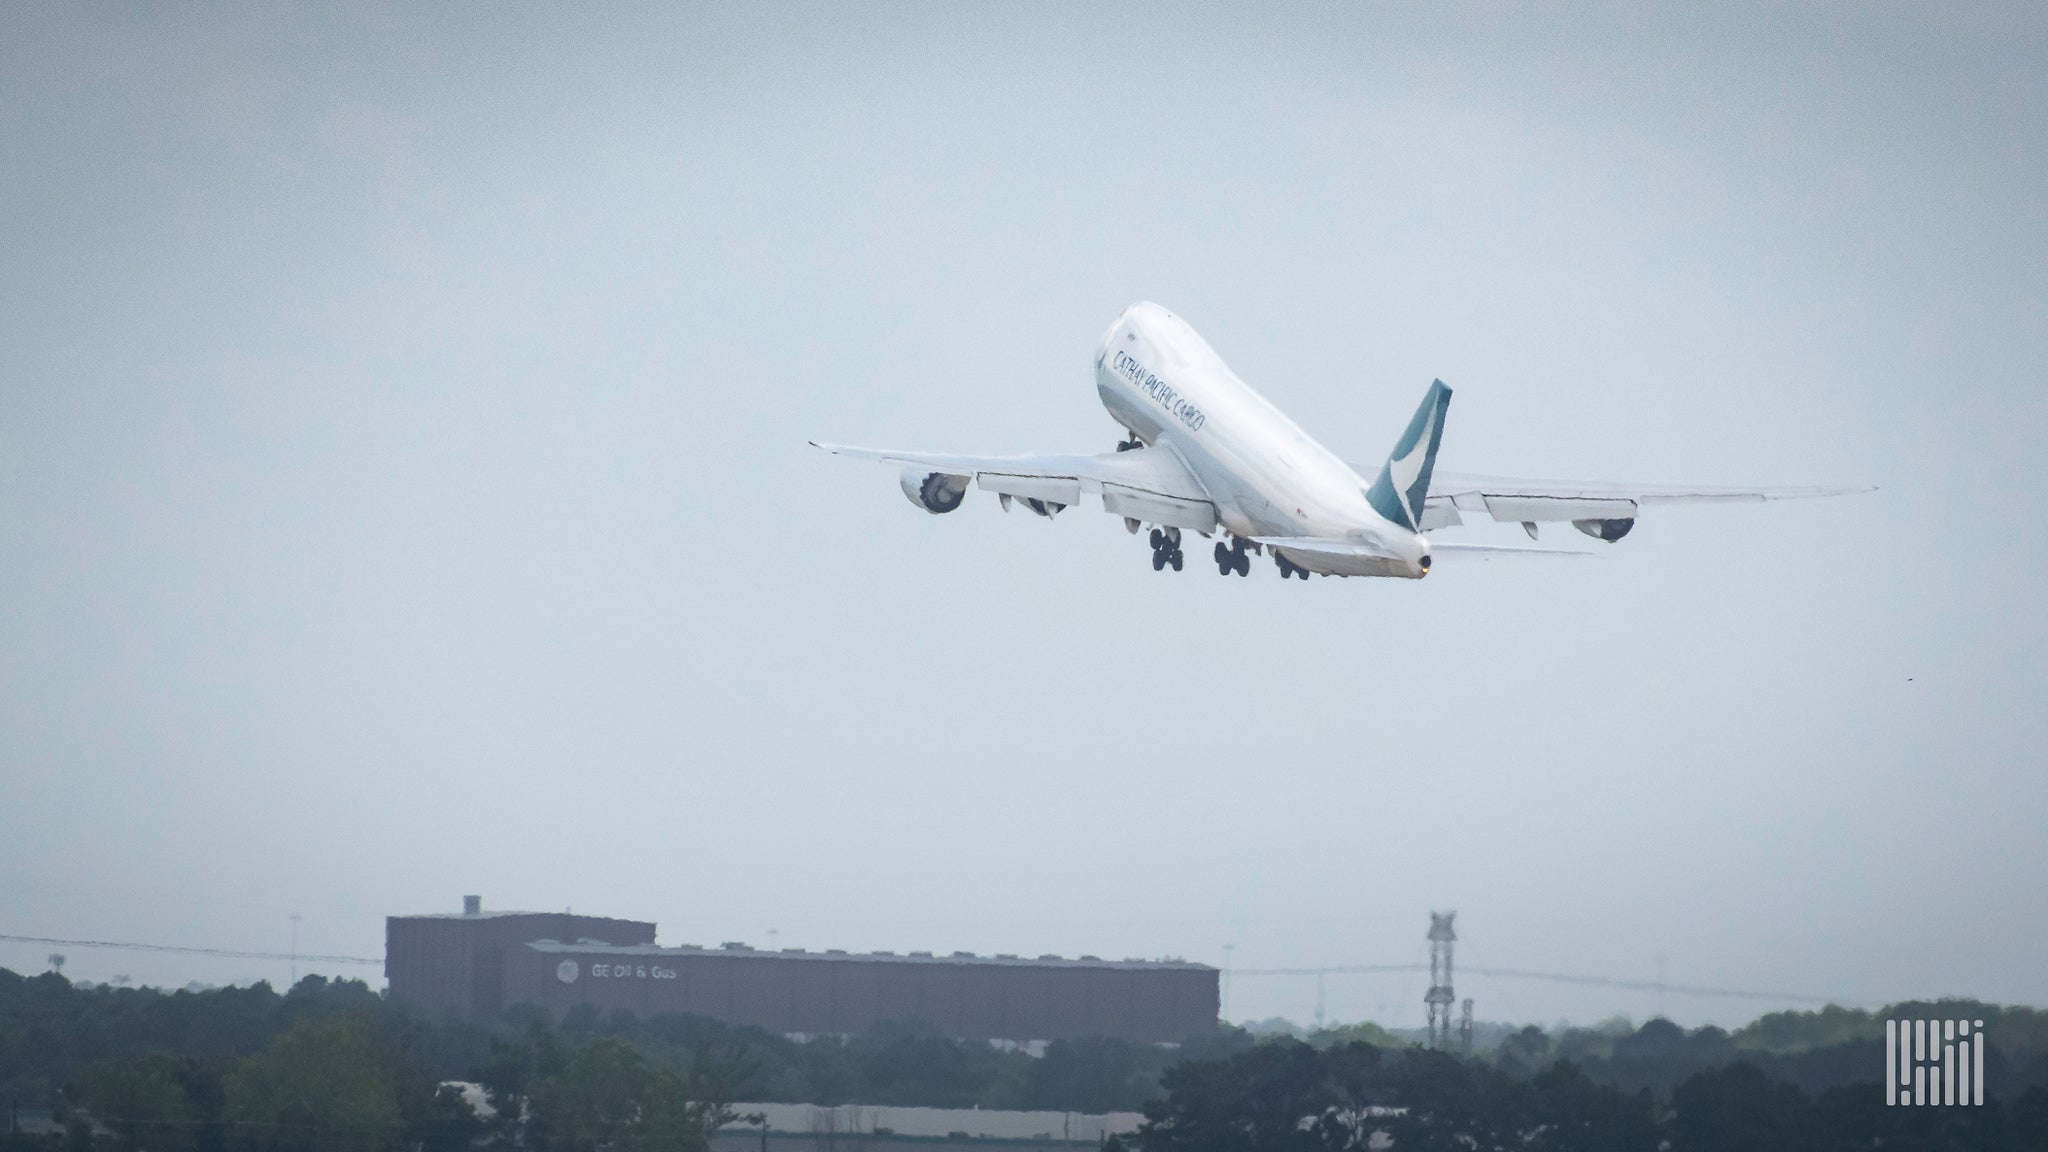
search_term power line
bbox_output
[1232,963,1424,976]
[0,931,1874,1006]
[0,933,379,966]
[1229,961,1872,1006]
[1460,966,1859,1005]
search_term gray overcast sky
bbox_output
[2,4,2043,1031]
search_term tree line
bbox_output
[0,969,1253,1118]
[7,966,2048,1152]
[1137,1038,2048,1152]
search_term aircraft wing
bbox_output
[1352,464,1871,535]
[812,441,1221,531]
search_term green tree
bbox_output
[1306,1022,1405,1051]
[1140,1039,1660,1152]
[221,1014,409,1152]
[529,1036,649,1152]
[80,1055,203,1152]
[526,1036,723,1152]
[1521,1061,1659,1152]
[843,1019,1022,1109]
[1491,1025,1553,1078]
[1667,1062,1811,1152]
[1026,1037,1161,1113]
[1140,1039,1340,1152]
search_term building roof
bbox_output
[518,940,1212,971]
[392,910,650,922]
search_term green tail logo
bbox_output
[1365,380,1452,531]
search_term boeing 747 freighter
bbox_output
[814,302,1859,580]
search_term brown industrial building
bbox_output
[386,898,1217,1043]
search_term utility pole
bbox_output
[1424,912,1457,1049]
[289,913,301,986]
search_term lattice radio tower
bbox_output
[1424,911,1457,1049]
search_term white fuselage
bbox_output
[1093,302,1427,578]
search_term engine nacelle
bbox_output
[900,469,969,514]
[1573,517,1635,542]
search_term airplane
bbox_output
[813,301,1862,581]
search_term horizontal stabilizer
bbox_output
[1429,541,1592,560]
[1247,536,1406,561]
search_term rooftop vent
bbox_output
[951,951,976,958]
[720,941,750,951]
[826,949,848,955]
[781,947,807,954]
[996,953,1019,959]
[1038,954,1062,960]
[462,895,481,917]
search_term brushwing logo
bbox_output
[556,959,580,984]
[1385,402,1439,513]
[1887,1018,1983,1106]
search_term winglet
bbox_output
[1365,380,1452,531]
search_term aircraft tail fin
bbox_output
[1364,380,1452,531]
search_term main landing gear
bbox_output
[1213,538,1251,577]
[1149,527,1184,571]
[1274,551,1311,580]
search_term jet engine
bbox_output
[1573,517,1636,542]
[900,469,969,514]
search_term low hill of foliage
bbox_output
[6,968,2048,1152]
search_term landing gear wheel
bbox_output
[1152,549,1167,571]
[1223,538,1251,577]
[1170,549,1183,571]
[1149,528,1164,550]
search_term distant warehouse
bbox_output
[387,897,1218,1043]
